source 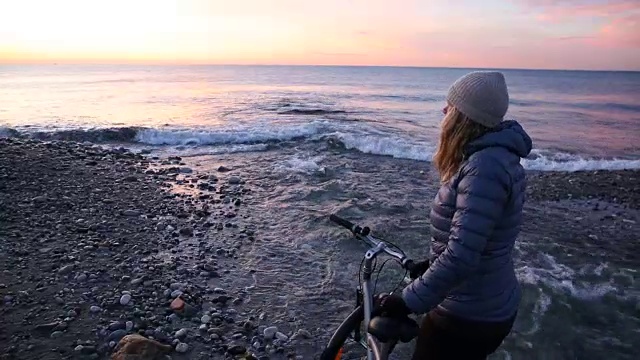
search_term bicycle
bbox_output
[320,214,427,360]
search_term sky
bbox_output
[0,0,638,70]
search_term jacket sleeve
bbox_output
[402,157,510,314]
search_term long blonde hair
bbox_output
[433,106,490,183]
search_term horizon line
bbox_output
[1,62,639,73]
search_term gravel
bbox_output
[0,139,302,359]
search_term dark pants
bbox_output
[411,309,516,360]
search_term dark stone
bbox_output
[107,329,128,342]
[108,321,126,331]
[34,322,60,332]
[227,345,247,355]
[81,346,97,354]
[179,227,194,236]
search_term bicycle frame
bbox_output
[362,242,393,360]
[357,237,413,360]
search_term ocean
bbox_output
[1,65,639,359]
[1,65,639,171]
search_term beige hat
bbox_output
[446,71,510,128]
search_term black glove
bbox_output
[374,293,411,317]
[409,259,430,279]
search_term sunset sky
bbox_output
[1,0,638,70]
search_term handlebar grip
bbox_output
[329,214,354,231]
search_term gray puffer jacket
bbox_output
[402,120,532,322]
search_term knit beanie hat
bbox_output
[446,71,509,128]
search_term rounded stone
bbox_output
[175,342,189,353]
[263,326,277,339]
[120,294,131,305]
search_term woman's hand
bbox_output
[374,293,411,317]
[409,259,430,279]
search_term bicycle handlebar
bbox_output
[329,214,354,230]
[330,214,418,274]
[329,214,371,236]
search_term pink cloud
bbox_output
[520,0,639,21]
[593,13,640,47]
[517,0,640,49]
[396,20,639,70]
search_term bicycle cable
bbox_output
[372,257,396,295]
[357,232,409,296]
[392,268,410,293]
[378,237,411,293]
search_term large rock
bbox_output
[111,334,172,360]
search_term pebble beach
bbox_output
[1,138,639,359]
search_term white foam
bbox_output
[494,350,512,360]
[522,156,640,171]
[331,133,640,172]
[517,253,619,301]
[522,149,640,171]
[578,262,609,277]
[521,291,552,336]
[335,133,436,161]
[559,281,618,300]
[165,144,268,157]
[12,120,640,172]
[135,121,331,146]
[276,155,326,174]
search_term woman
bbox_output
[380,71,532,359]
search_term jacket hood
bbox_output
[465,120,533,158]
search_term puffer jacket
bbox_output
[402,120,533,322]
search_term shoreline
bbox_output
[1,138,638,359]
[1,129,639,174]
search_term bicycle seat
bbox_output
[367,316,419,343]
